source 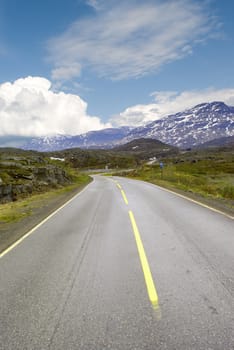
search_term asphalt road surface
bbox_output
[0,176,233,350]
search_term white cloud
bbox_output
[51,63,81,81]
[86,0,103,10]
[47,0,217,81]
[112,88,234,126]
[0,76,110,137]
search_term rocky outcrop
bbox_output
[0,184,14,203]
[0,155,72,203]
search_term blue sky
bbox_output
[0,0,234,140]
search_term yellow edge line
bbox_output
[0,181,93,259]
[121,190,129,205]
[129,210,159,308]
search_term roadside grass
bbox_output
[118,155,234,211]
[0,172,91,224]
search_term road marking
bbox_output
[110,178,128,205]
[121,190,129,205]
[128,210,159,309]
[0,182,93,259]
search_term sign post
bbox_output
[159,162,164,179]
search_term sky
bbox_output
[0,0,234,142]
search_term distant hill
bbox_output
[45,147,137,169]
[0,147,40,156]
[112,138,178,159]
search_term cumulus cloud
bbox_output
[0,76,110,137]
[112,88,234,126]
[48,0,217,81]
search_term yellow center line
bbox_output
[128,210,159,309]
[117,183,122,190]
[121,190,129,205]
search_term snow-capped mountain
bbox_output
[23,102,234,151]
[123,101,234,149]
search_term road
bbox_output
[0,175,233,349]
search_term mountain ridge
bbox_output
[22,101,234,151]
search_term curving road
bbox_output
[0,175,233,349]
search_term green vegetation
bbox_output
[47,148,136,169]
[112,138,178,160]
[0,201,32,223]
[117,148,234,212]
[0,148,91,224]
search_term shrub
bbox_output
[221,185,234,199]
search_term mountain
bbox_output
[196,135,234,149]
[122,101,234,149]
[22,102,234,151]
[23,127,132,151]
